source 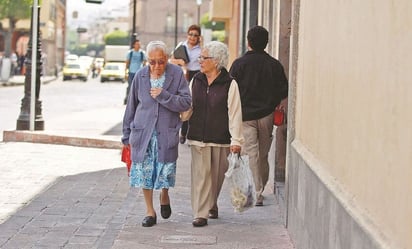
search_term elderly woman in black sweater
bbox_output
[185,41,244,227]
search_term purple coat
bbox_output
[122,63,191,163]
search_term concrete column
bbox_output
[274,0,291,185]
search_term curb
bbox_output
[1,76,57,87]
[3,130,122,149]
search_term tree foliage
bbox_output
[0,0,32,56]
[200,13,225,31]
[104,30,129,46]
[199,13,226,42]
[0,0,32,21]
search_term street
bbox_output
[0,75,127,141]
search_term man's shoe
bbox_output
[192,218,208,227]
[255,195,264,206]
[179,135,186,144]
[142,216,157,227]
[161,204,172,219]
[208,209,218,219]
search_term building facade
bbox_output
[208,0,411,248]
[129,0,207,52]
[40,0,66,76]
[286,1,411,248]
[0,0,65,77]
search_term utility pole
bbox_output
[174,0,178,47]
[131,0,137,47]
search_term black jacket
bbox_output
[229,50,288,121]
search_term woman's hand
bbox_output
[169,58,185,66]
[230,145,241,154]
[150,87,162,99]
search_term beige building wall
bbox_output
[209,0,240,67]
[130,0,208,53]
[289,0,412,248]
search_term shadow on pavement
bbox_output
[103,122,123,136]
[0,167,131,249]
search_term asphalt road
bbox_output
[0,75,127,141]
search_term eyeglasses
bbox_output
[198,56,214,62]
[148,59,166,66]
[188,33,200,37]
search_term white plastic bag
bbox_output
[225,153,256,212]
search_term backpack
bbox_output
[127,50,144,70]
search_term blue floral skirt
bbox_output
[129,131,176,189]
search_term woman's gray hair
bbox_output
[203,41,229,70]
[146,40,167,56]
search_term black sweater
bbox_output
[229,50,288,121]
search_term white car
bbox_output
[65,54,78,64]
[78,56,94,71]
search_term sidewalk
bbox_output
[2,73,124,149]
[1,75,57,87]
[0,87,295,248]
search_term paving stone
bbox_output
[0,141,294,249]
[160,235,217,245]
[67,235,99,244]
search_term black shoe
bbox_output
[208,209,218,219]
[192,218,208,227]
[142,216,157,227]
[255,195,264,206]
[179,135,186,144]
[161,204,172,219]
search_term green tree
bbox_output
[0,0,32,57]
[200,13,225,31]
[200,13,226,42]
[104,29,129,45]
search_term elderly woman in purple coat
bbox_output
[122,40,191,227]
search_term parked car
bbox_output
[100,62,126,83]
[62,63,89,82]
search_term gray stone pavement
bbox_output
[0,142,294,249]
[0,75,295,248]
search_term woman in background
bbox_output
[170,24,202,144]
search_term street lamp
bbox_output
[16,5,44,130]
[196,0,202,25]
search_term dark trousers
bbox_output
[181,121,188,136]
[181,70,199,136]
[124,72,136,103]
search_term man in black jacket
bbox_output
[229,25,288,206]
